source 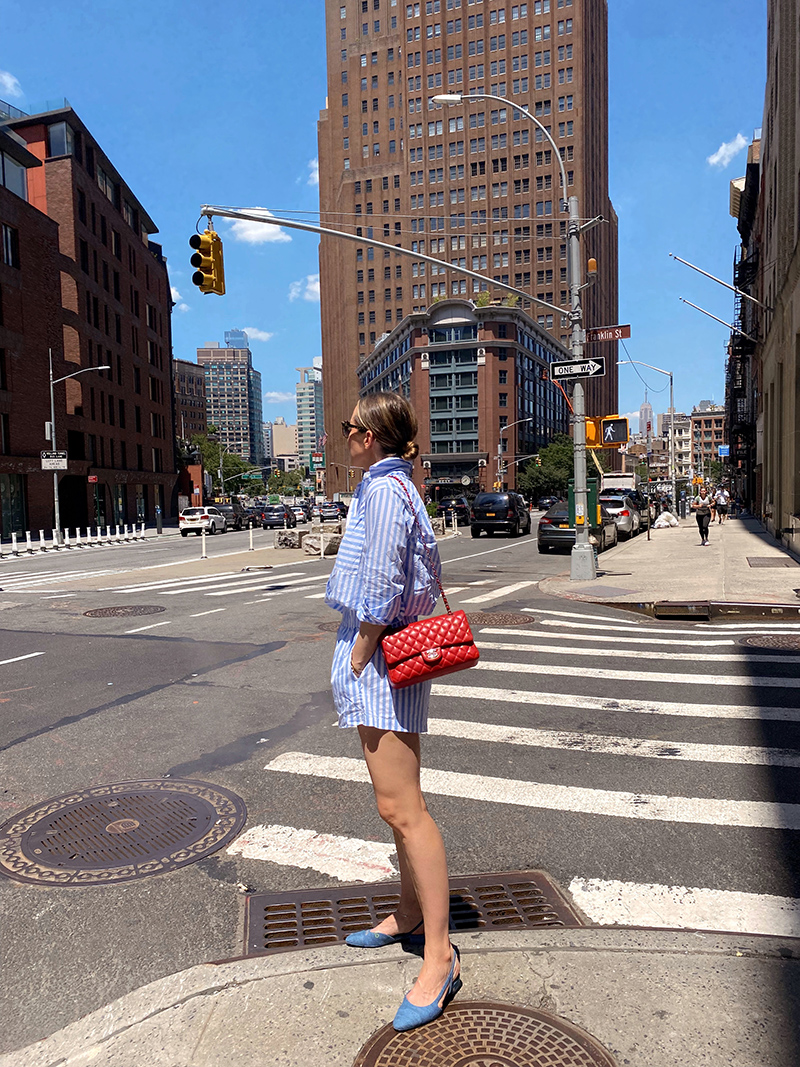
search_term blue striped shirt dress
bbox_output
[325,456,442,733]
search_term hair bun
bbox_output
[403,441,420,461]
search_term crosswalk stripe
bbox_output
[265,751,800,830]
[472,659,800,688]
[461,581,538,604]
[427,717,800,767]
[106,570,242,592]
[205,573,326,598]
[476,638,800,665]
[304,592,328,599]
[189,608,227,617]
[429,682,800,722]
[0,652,45,666]
[481,627,736,647]
[156,571,307,596]
[226,823,397,882]
[541,617,800,638]
[527,608,800,634]
[568,877,800,938]
[0,569,117,587]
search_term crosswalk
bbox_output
[227,607,800,937]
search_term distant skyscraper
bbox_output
[296,361,325,467]
[318,0,619,493]
[197,339,264,465]
[639,390,654,438]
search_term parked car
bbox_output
[598,494,641,540]
[436,496,471,526]
[179,506,227,536]
[319,502,341,522]
[260,504,297,529]
[537,502,618,553]
[290,506,308,523]
[244,507,262,528]
[215,501,247,531]
[537,495,560,511]
[470,492,532,538]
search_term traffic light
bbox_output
[584,416,601,447]
[600,416,629,445]
[189,230,226,295]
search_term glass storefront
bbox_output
[0,473,26,538]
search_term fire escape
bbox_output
[725,248,759,504]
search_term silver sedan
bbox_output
[598,494,641,540]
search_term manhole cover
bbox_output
[83,605,166,618]
[467,612,533,627]
[353,1003,617,1066]
[319,619,342,632]
[0,779,247,886]
[741,634,800,651]
[747,557,799,568]
[245,870,582,955]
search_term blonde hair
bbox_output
[356,392,420,461]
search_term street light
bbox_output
[434,92,603,580]
[617,360,677,515]
[49,348,111,542]
[497,417,535,488]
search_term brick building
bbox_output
[690,402,726,477]
[174,358,208,440]
[318,0,618,494]
[3,102,176,531]
[359,296,569,495]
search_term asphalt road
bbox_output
[0,523,798,1052]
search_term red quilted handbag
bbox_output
[380,477,480,689]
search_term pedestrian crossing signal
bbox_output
[600,416,629,445]
[189,230,226,295]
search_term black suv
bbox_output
[436,496,471,526]
[215,500,248,530]
[260,504,297,529]
[470,492,532,537]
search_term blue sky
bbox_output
[2,0,766,431]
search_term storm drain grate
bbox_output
[353,1003,617,1067]
[83,605,166,618]
[741,634,800,651]
[747,557,799,568]
[0,779,247,886]
[244,870,582,955]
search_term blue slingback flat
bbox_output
[392,945,462,1032]
[345,918,424,948]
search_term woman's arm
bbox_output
[351,621,387,675]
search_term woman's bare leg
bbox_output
[358,725,456,1006]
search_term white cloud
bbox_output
[242,327,274,342]
[177,303,190,313]
[0,70,23,98]
[264,390,296,404]
[620,412,640,433]
[307,158,319,186]
[170,286,190,312]
[227,208,291,244]
[706,133,747,169]
[288,273,321,302]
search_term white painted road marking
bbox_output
[0,652,46,666]
[226,823,398,882]
[541,617,800,638]
[472,659,800,688]
[482,627,736,647]
[304,592,328,599]
[123,621,172,634]
[568,877,800,938]
[429,682,800,722]
[206,573,325,597]
[427,717,800,767]
[189,608,227,617]
[461,581,538,604]
[265,752,800,830]
[476,638,800,665]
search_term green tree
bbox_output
[189,433,254,495]
[708,459,725,483]
[517,433,574,500]
[268,468,304,495]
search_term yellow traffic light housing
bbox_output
[190,229,226,295]
[584,416,601,448]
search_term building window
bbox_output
[1,224,20,268]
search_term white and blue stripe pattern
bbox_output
[326,456,441,733]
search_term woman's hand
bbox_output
[351,620,387,676]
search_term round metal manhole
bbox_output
[0,779,247,886]
[83,605,166,618]
[353,1002,617,1067]
[740,634,800,651]
[319,619,342,632]
[467,612,533,627]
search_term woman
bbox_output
[325,391,461,1032]
[691,485,713,545]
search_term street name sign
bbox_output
[586,324,631,343]
[41,450,68,470]
[551,357,606,382]
[718,445,730,457]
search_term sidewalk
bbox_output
[2,927,797,1066]
[539,515,800,613]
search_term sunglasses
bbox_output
[341,420,368,438]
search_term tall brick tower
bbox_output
[318,0,618,493]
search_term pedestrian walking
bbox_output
[325,391,461,1032]
[714,485,731,524]
[691,486,713,545]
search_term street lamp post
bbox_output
[618,360,677,515]
[498,417,535,489]
[49,348,111,543]
[434,92,602,580]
